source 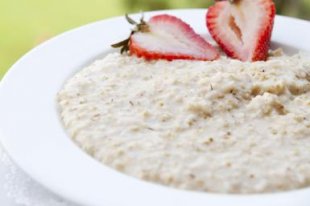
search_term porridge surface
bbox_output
[58,53,310,194]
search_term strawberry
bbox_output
[112,14,219,61]
[206,0,276,62]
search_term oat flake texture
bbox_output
[58,52,310,194]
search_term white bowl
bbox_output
[0,9,310,206]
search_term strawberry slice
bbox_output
[112,14,219,61]
[206,0,276,61]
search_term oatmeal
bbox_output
[58,53,310,194]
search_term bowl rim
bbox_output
[0,9,310,206]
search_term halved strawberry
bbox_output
[112,14,219,61]
[206,0,276,62]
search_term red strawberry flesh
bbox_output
[207,0,276,61]
[130,14,219,61]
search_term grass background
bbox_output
[1,0,310,79]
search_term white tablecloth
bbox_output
[0,144,74,206]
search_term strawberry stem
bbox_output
[111,14,150,54]
[125,14,138,25]
[215,0,237,3]
[111,38,130,48]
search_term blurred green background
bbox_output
[1,0,310,78]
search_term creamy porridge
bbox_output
[58,52,310,194]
